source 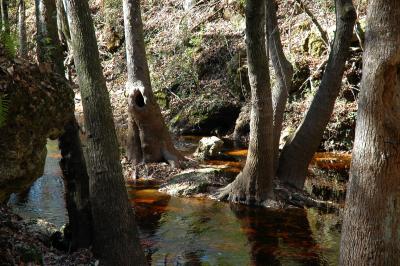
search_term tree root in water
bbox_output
[215,178,339,211]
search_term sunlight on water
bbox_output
[7,138,343,265]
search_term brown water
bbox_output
[129,183,341,265]
[8,138,346,265]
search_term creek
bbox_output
[8,138,350,265]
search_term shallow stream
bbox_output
[8,138,348,265]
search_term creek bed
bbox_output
[8,139,346,265]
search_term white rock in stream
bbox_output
[194,136,224,159]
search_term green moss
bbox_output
[154,90,168,108]
[304,32,327,57]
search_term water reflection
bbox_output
[231,204,326,266]
[7,140,67,228]
[129,183,339,265]
[6,138,342,265]
[129,184,251,265]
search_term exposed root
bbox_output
[215,182,234,201]
[273,182,338,211]
[216,174,279,207]
[216,177,339,211]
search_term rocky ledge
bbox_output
[0,47,74,202]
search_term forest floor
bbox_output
[0,205,95,265]
[80,0,366,152]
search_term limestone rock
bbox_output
[0,47,74,202]
[159,167,236,197]
[194,136,224,159]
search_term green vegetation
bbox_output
[1,31,17,58]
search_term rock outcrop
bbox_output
[0,49,74,202]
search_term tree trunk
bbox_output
[35,0,64,75]
[277,0,356,189]
[123,0,183,167]
[218,0,275,206]
[18,0,27,58]
[65,0,147,264]
[266,0,293,173]
[1,0,9,34]
[36,0,92,250]
[35,0,93,250]
[339,1,400,264]
[56,0,71,49]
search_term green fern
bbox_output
[0,31,18,58]
[0,94,9,128]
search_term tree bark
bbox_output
[266,0,293,173]
[1,0,9,34]
[277,0,356,189]
[65,0,147,264]
[35,0,65,75]
[123,0,183,167]
[218,0,275,206]
[340,1,400,264]
[35,0,93,250]
[56,0,71,49]
[18,0,27,58]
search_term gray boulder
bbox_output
[194,136,224,159]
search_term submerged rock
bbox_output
[159,167,236,197]
[0,48,74,202]
[194,136,224,159]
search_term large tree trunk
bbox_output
[18,0,27,57]
[35,0,93,250]
[35,0,65,75]
[339,1,400,264]
[218,0,275,206]
[266,0,293,173]
[123,0,182,167]
[1,0,9,34]
[277,0,356,189]
[65,0,147,264]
